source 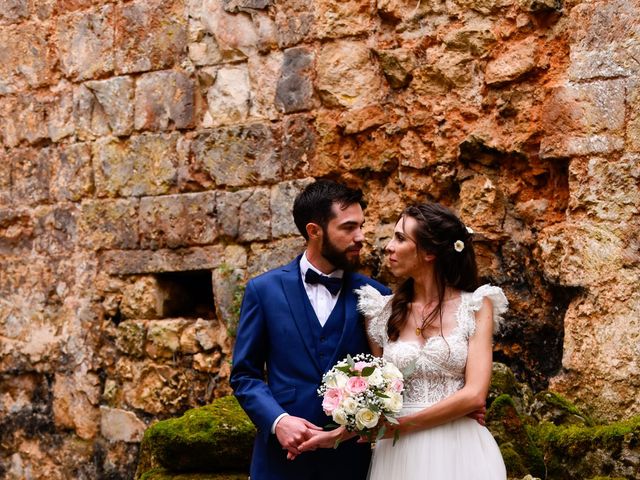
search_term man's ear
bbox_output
[306,223,323,240]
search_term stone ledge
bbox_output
[101,246,224,275]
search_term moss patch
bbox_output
[140,467,248,480]
[141,396,255,473]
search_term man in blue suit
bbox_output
[231,180,391,480]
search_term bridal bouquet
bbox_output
[318,353,404,442]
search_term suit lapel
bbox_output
[326,272,359,369]
[281,257,323,375]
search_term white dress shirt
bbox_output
[271,251,344,434]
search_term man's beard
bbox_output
[321,235,361,271]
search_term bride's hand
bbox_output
[289,426,347,459]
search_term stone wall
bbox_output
[0,0,638,478]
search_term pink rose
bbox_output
[346,376,368,394]
[354,361,369,371]
[391,379,404,393]
[322,388,343,414]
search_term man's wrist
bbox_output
[271,413,289,434]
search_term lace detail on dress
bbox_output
[370,285,508,407]
[355,285,392,348]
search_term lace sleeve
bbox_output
[355,285,392,348]
[466,284,508,336]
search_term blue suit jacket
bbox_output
[230,256,391,480]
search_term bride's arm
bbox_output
[394,297,494,434]
[364,315,384,357]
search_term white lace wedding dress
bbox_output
[356,284,508,480]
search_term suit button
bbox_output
[320,336,326,342]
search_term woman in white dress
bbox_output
[299,202,507,479]
[357,202,507,480]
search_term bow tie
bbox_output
[304,269,343,296]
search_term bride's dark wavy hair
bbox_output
[387,203,479,342]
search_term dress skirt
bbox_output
[368,405,507,480]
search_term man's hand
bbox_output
[467,406,486,426]
[275,416,322,457]
[287,426,349,460]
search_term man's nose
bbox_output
[354,228,365,243]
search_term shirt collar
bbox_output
[300,251,344,279]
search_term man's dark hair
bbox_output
[293,180,365,240]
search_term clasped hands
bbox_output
[275,416,351,461]
[277,407,486,461]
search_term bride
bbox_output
[300,202,507,479]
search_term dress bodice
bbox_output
[356,285,508,407]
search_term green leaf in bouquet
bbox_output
[346,354,355,368]
[374,391,389,398]
[376,425,387,441]
[392,429,400,446]
[384,415,399,425]
[323,422,339,430]
[360,366,375,377]
[333,437,342,449]
[369,404,380,413]
[335,365,352,374]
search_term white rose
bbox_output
[332,408,349,426]
[355,408,380,430]
[325,371,349,389]
[342,396,359,415]
[382,392,403,413]
[367,368,384,387]
[382,363,402,380]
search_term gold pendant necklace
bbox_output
[415,327,422,337]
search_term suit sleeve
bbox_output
[230,280,286,439]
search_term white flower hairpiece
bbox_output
[466,226,474,234]
[454,240,465,252]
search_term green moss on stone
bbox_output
[487,394,546,478]
[140,467,248,480]
[141,396,256,473]
[531,391,594,427]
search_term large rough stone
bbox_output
[248,236,305,276]
[317,40,386,109]
[626,81,640,152]
[212,253,246,336]
[248,51,282,121]
[238,187,271,242]
[50,143,94,202]
[485,37,538,85]
[114,0,188,74]
[32,205,78,256]
[120,277,166,320]
[135,70,195,131]
[78,199,139,250]
[274,0,314,48]
[270,179,314,238]
[139,396,255,472]
[223,0,271,13]
[0,22,56,94]
[275,46,315,113]
[139,192,217,249]
[550,279,640,421]
[216,189,252,239]
[52,370,101,440]
[55,5,115,80]
[116,320,148,357]
[203,65,251,126]
[443,17,497,56]
[191,124,281,187]
[0,0,29,25]
[567,155,640,225]
[100,406,147,443]
[145,319,190,359]
[93,134,179,197]
[374,48,416,90]
[200,0,276,58]
[314,0,375,39]
[537,222,625,287]
[9,147,50,206]
[74,76,135,139]
[282,114,316,175]
[101,245,224,275]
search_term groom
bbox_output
[230,180,391,480]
